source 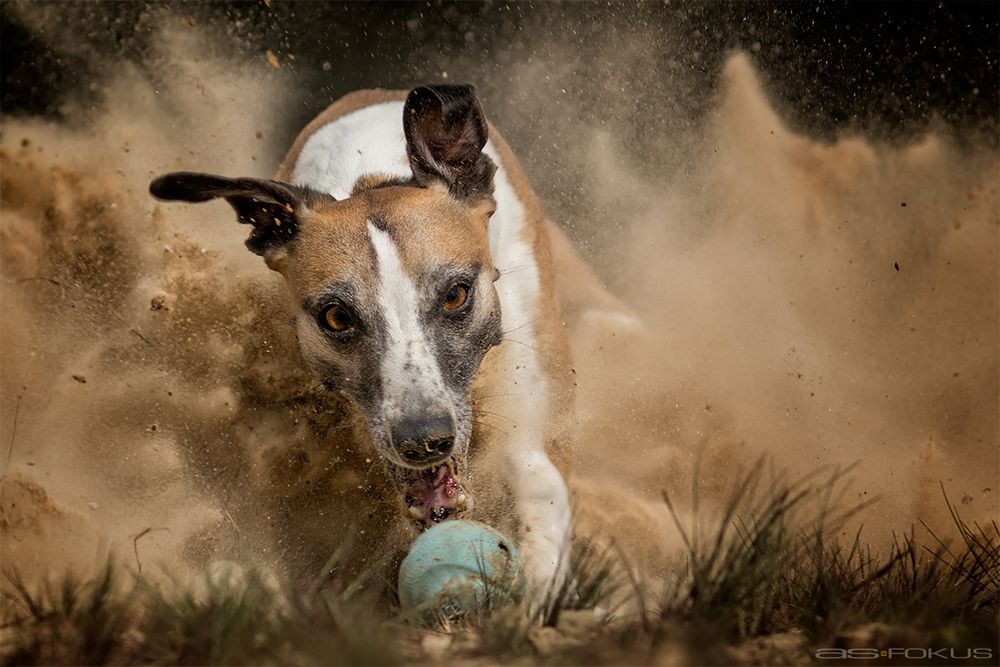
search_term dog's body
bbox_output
[152,85,584,593]
[279,88,575,591]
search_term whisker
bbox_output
[497,264,535,276]
[472,408,518,425]
[472,392,524,402]
[499,336,539,352]
[501,316,543,337]
[472,418,510,438]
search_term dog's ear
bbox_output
[403,84,497,202]
[149,172,326,268]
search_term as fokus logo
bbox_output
[815,647,994,660]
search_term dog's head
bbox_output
[150,85,502,524]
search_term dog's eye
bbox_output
[442,283,470,311]
[323,305,354,332]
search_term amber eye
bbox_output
[323,305,354,332]
[443,283,470,311]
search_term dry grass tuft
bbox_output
[3,465,997,665]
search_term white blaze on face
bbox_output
[367,221,451,424]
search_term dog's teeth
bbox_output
[455,493,468,509]
[408,506,425,520]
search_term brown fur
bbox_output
[250,88,640,586]
[276,89,576,473]
[280,186,492,305]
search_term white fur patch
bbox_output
[367,221,451,421]
[482,145,571,592]
[292,102,412,199]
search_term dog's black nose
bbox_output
[391,414,455,464]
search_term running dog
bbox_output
[150,85,580,594]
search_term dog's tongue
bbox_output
[409,464,463,524]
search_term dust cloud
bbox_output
[569,54,999,550]
[1,12,997,588]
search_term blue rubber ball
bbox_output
[398,520,524,619]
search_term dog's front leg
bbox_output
[507,443,572,602]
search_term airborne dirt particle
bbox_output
[0,11,996,604]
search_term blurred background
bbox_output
[3,1,998,190]
[3,1,997,286]
[4,2,998,132]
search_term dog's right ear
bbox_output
[403,84,496,203]
[150,171,328,270]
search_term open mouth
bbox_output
[400,458,471,527]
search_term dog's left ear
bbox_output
[149,171,326,271]
[403,84,497,202]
